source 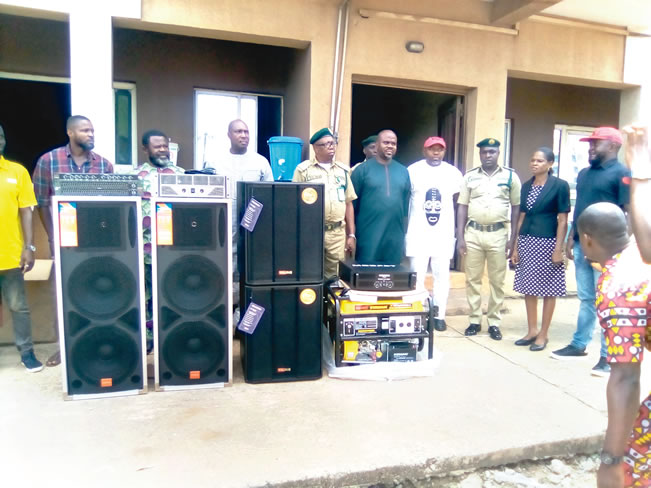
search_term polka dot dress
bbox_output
[513,185,566,297]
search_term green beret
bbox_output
[361,135,377,147]
[310,128,333,145]
[476,137,501,148]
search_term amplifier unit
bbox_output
[54,174,142,196]
[338,260,417,291]
[157,173,230,199]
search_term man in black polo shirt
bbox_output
[551,127,630,376]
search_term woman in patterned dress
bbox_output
[511,147,570,351]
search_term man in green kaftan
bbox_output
[351,130,411,265]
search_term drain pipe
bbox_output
[329,1,346,130]
[333,0,350,138]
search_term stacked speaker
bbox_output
[53,197,147,400]
[151,198,232,391]
[237,182,324,383]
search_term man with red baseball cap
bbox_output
[551,126,631,376]
[405,136,463,331]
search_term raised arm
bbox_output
[623,125,651,263]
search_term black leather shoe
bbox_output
[514,336,536,346]
[530,340,548,352]
[464,323,481,336]
[488,325,502,341]
[433,319,447,331]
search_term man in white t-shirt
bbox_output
[204,119,274,308]
[406,136,463,331]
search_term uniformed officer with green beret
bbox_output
[352,135,378,172]
[293,128,357,278]
[456,137,521,340]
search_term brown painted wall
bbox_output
[0,14,69,78]
[506,78,620,179]
[282,45,311,160]
[113,28,308,168]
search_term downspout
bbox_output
[329,1,346,130]
[334,0,350,138]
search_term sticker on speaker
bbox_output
[301,187,318,204]
[299,288,317,305]
[59,202,79,247]
[156,203,174,245]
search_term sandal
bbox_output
[46,349,61,367]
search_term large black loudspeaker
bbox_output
[53,197,146,399]
[238,182,324,383]
[241,284,323,383]
[152,198,232,390]
[237,182,324,284]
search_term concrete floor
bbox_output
[2,290,649,488]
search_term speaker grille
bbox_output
[162,255,224,315]
[68,256,137,320]
[161,320,227,379]
[70,325,140,388]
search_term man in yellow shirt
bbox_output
[0,123,43,372]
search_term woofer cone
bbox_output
[71,326,140,386]
[162,320,225,377]
[162,255,224,314]
[68,257,137,320]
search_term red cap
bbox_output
[424,136,446,149]
[579,127,623,145]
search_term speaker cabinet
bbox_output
[237,182,324,285]
[241,284,322,383]
[53,197,146,400]
[152,198,232,390]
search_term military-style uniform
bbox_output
[458,164,521,326]
[293,158,357,278]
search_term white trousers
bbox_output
[410,255,451,319]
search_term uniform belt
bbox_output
[468,221,505,232]
[324,221,345,231]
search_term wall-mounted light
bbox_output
[405,41,425,53]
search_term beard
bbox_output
[150,156,171,167]
[589,156,602,166]
[79,140,94,151]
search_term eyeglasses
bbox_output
[315,141,336,148]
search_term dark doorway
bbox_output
[350,84,464,170]
[0,78,70,173]
[257,96,283,162]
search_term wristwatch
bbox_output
[600,451,624,465]
[24,244,36,252]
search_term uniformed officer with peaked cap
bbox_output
[293,128,357,278]
[456,137,521,340]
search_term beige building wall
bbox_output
[137,0,633,168]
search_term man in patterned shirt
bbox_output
[131,130,184,351]
[33,115,113,367]
[578,202,651,488]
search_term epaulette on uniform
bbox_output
[334,161,351,173]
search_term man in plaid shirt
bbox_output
[33,115,113,367]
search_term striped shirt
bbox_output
[33,144,113,206]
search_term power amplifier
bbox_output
[338,260,417,291]
[157,173,230,199]
[54,174,142,196]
